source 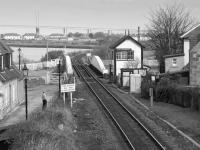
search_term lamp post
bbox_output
[18,48,21,70]
[109,64,112,82]
[58,57,63,96]
[22,63,29,120]
[59,59,61,95]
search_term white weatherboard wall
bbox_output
[123,72,130,86]
[0,79,19,119]
[183,39,190,66]
[130,74,141,93]
[115,39,142,75]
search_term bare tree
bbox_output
[147,3,196,73]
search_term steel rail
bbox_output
[73,63,136,150]
[83,65,166,150]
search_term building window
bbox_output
[116,51,134,60]
[172,58,177,66]
[128,51,134,60]
[3,53,11,69]
[116,52,120,60]
[121,51,127,59]
[111,51,114,59]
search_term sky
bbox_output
[0,0,199,34]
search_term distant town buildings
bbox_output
[48,33,67,41]
[132,33,150,41]
[3,33,21,40]
[23,33,37,40]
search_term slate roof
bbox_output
[0,40,13,55]
[0,65,23,82]
[164,53,185,58]
[181,24,200,38]
[109,35,145,49]
[0,40,23,82]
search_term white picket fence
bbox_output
[50,73,64,84]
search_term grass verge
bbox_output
[6,94,77,150]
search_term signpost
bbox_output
[61,83,75,108]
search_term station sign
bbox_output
[61,84,75,93]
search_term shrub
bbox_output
[141,75,200,111]
[6,96,77,150]
[141,75,151,99]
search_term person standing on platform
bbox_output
[42,91,47,110]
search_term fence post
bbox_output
[63,92,66,106]
[70,92,73,108]
[149,87,153,107]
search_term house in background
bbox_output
[164,53,185,72]
[164,24,200,73]
[0,41,24,119]
[3,33,21,40]
[109,35,144,77]
[163,23,200,85]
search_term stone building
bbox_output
[190,42,200,85]
[181,24,200,86]
[164,53,185,72]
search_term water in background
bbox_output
[11,47,92,63]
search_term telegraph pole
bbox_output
[137,27,140,42]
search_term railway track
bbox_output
[73,59,166,150]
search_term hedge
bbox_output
[141,76,200,111]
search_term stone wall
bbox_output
[190,50,200,86]
[165,56,184,72]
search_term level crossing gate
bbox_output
[120,68,147,87]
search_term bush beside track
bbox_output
[141,75,200,111]
[5,94,77,150]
